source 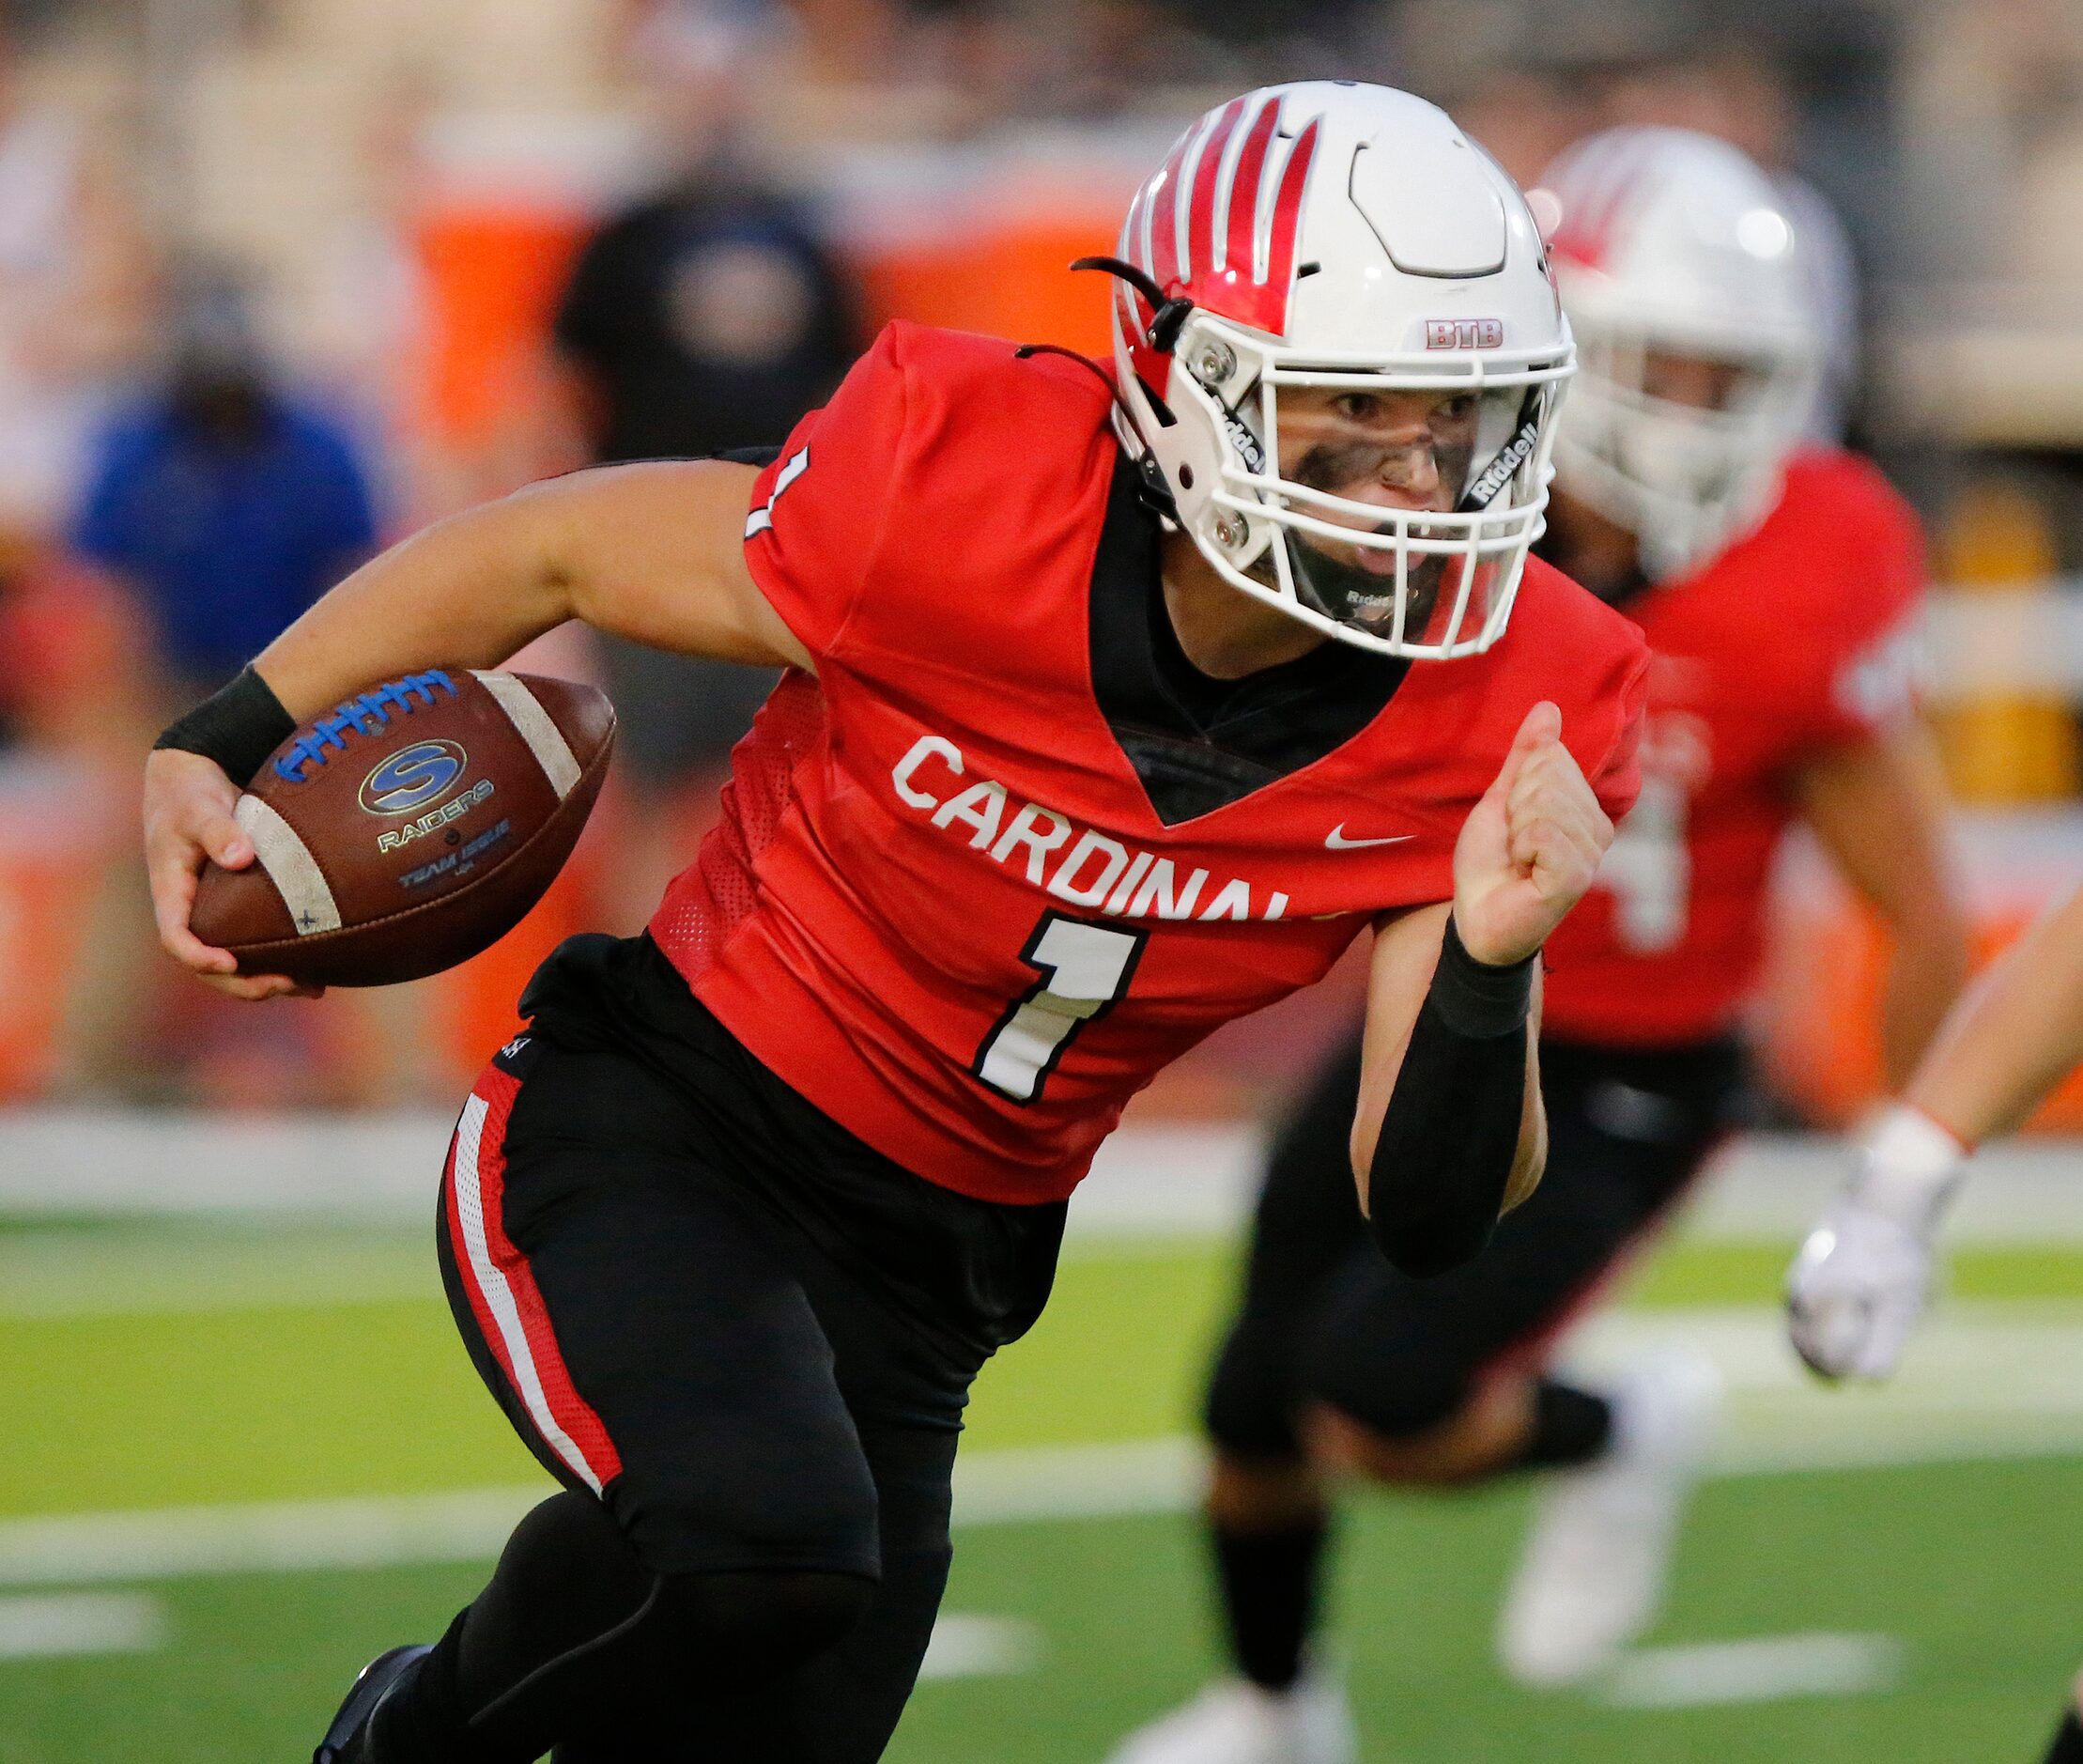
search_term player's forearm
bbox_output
[1795,722,1967,1089]
[1877,896,1972,1091]
[1905,885,2083,1145]
[1358,922,1536,1277]
[1502,1034,1548,1212]
[252,489,576,721]
[249,462,799,720]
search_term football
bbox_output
[191,668,615,987]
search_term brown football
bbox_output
[191,668,615,987]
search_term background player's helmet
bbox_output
[1103,83,1573,660]
[1536,127,1823,580]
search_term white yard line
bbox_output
[954,1439,1200,1525]
[0,1488,547,1586]
[0,1592,165,1660]
[0,1451,1200,1588]
[7,1115,2083,1243]
[5,1396,2083,1592]
[0,1112,457,1216]
[1566,1304,2083,1420]
[1597,1632,1903,1708]
[2,1304,2081,1586]
[917,1614,1043,1681]
[0,1229,437,1320]
[0,1267,440,1321]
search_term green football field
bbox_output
[3,1215,2082,1762]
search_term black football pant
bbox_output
[375,1023,1054,1764]
[1206,1030,1743,1461]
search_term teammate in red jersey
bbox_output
[1106,126,1971,1764]
[141,85,1644,1764]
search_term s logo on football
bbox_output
[361,741,468,815]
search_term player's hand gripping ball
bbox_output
[1451,701,1614,968]
[155,669,613,993]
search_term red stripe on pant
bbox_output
[445,1062,624,1493]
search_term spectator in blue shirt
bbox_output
[72,266,378,698]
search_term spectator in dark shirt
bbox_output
[555,177,856,469]
[53,266,379,1104]
[72,265,378,700]
[554,0,859,928]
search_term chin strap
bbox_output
[1055,258,1187,525]
[1071,255,1196,354]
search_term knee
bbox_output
[653,1568,875,1682]
[1293,1326,1473,1456]
[501,1490,655,1617]
[1304,1377,1536,1488]
[1208,1447,1322,1530]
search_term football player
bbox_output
[141,85,1647,1764]
[1789,890,2083,1764]
[1107,126,1969,1764]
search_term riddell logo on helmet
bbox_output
[1425,318,1504,349]
[1222,410,1267,477]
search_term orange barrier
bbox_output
[851,213,1122,357]
[0,762,118,1098]
[1759,837,2083,1132]
[415,203,591,445]
[1930,479,2079,803]
[1761,899,2064,1127]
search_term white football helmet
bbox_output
[1535,127,1823,580]
[1101,82,1573,660]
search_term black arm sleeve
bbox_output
[1366,919,1535,1279]
[153,665,297,787]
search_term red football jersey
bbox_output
[650,321,1648,1202]
[1542,450,1925,1046]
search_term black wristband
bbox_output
[153,665,297,786]
[1430,916,1535,1039]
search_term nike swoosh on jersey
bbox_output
[1324,825,1415,850]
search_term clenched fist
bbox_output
[1453,701,1614,968]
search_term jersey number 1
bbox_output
[974,912,1148,1104]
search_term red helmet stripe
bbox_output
[1125,174,1162,388]
[1546,132,1643,271]
[1116,90,1321,364]
[1169,111,1221,288]
[1186,97,1246,284]
[1132,172,1159,292]
[1255,116,1320,325]
[1118,174,1165,393]
[1146,132,1192,294]
[1222,99,1280,280]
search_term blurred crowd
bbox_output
[0,0,2080,1106]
